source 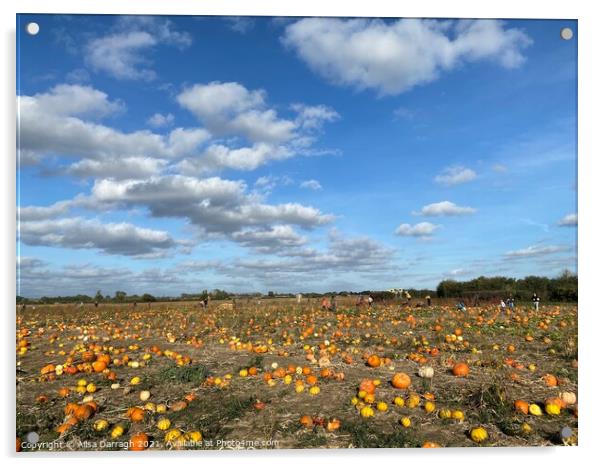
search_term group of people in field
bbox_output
[498,293,541,311]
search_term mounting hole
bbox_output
[25,22,40,35]
[560,27,573,40]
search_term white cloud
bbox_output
[417,201,476,216]
[177,82,296,144]
[292,103,340,130]
[175,82,338,171]
[67,157,168,179]
[87,31,159,80]
[147,112,175,128]
[282,18,531,95]
[395,222,439,237]
[85,17,192,80]
[558,213,577,227]
[177,143,291,174]
[232,225,307,253]
[19,217,176,257]
[504,244,569,259]
[25,84,123,118]
[18,85,209,168]
[90,175,335,234]
[434,166,477,186]
[492,163,508,173]
[300,179,322,190]
[19,201,72,222]
[225,17,255,34]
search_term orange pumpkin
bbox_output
[452,362,469,377]
[75,404,93,421]
[129,433,149,451]
[92,360,107,373]
[170,400,188,412]
[367,354,381,367]
[514,399,529,414]
[127,407,145,422]
[300,415,313,428]
[326,418,341,431]
[422,441,442,448]
[359,379,376,395]
[543,374,558,387]
[391,372,412,389]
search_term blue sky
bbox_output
[16,15,577,297]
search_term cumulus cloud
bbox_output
[147,112,175,128]
[395,222,439,237]
[90,175,335,234]
[18,85,210,170]
[66,157,168,180]
[232,225,308,254]
[558,213,577,227]
[504,244,570,259]
[19,201,72,222]
[282,18,531,95]
[18,230,398,296]
[85,17,192,80]
[300,179,322,190]
[19,217,176,258]
[225,230,395,277]
[175,82,338,171]
[417,201,476,216]
[177,143,291,174]
[434,166,477,186]
[177,81,296,144]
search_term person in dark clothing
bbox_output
[426,295,432,307]
[532,293,540,311]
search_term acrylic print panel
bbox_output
[16,14,577,451]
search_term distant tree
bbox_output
[267,291,275,297]
[141,293,156,302]
[94,290,103,302]
[114,291,127,302]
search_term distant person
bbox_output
[94,301,99,308]
[506,297,515,310]
[426,295,432,307]
[456,301,466,312]
[330,295,337,311]
[500,299,506,311]
[296,293,302,304]
[368,295,374,309]
[532,293,540,311]
[321,296,330,310]
[133,302,137,308]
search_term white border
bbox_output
[2,1,601,465]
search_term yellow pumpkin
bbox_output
[470,427,489,443]
[157,417,171,431]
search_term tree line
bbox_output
[16,271,577,304]
[436,270,577,302]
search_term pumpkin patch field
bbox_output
[16,298,578,451]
